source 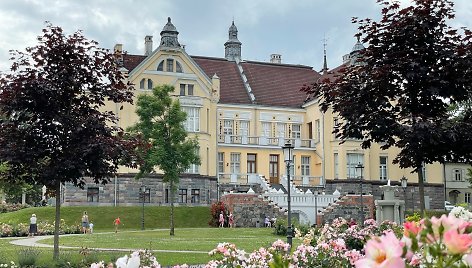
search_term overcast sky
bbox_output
[1,0,471,73]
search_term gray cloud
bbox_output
[0,0,471,72]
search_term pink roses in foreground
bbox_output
[356,214,472,268]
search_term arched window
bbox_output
[176,61,183,73]
[139,79,145,89]
[157,61,164,71]
[147,79,153,89]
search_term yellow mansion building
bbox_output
[62,18,469,210]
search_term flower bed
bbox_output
[0,219,81,237]
[2,210,471,268]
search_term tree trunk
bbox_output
[170,180,175,236]
[53,181,61,260]
[417,168,426,216]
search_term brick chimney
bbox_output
[145,36,153,56]
[270,54,281,64]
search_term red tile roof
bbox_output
[240,61,320,107]
[192,56,252,105]
[122,54,146,72]
[122,54,321,108]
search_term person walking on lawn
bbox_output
[114,217,121,233]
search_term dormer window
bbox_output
[157,61,164,71]
[180,84,194,96]
[166,59,174,72]
[157,59,184,73]
[176,61,183,73]
[139,78,153,90]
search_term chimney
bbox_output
[270,54,281,64]
[145,36,153,56]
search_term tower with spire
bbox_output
[321,36,328,74]
[160,17,181,48]
[224,21,242,62]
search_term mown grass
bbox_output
[0,207,294,266]
[1,228,290,266]
[0,206,211,231]
[40,228,280,252]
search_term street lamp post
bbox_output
[141,185,146,230]
[401,176,408,211]
[355,163,364,226]
[282,142,294,248]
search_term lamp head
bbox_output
[282,142,294,162]
[400,176,408,188]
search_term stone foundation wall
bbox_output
[63,174,217,206]
[319,195,375,225]
[220,193,286,228]
[324,180,444,210]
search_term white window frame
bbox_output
[453,169,463,181]
[301,156,310,176]
[240,120,249,137]
[334,153,339,179]
[315,119,320,142]
[347,153,364,179]
[465,192,471,204]
[218,152,224,174]
[182,106,200,132]
[291,124,301,139]
[379,156,388,181]
[230,153,241,174]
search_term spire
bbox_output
[224,20,242,61]
[322,36,328,74]
[350,34,365,66]
[160,17,181,48]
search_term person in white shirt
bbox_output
[29,214,37,237]
[89,222,94,234]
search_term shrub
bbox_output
[0,203,30,213]
[273,218,287,236]
[17,248,39,267]
[208,201,227,227]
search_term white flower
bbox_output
[116,254,140,268]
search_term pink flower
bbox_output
[443,229,472,255]
[355,231,405,268]
[403,221,420,238]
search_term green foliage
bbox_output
[17,248,40,267]
[273,218,287,236]
[406,212,422,222]
[128,84,200,235]
[269,253,290,268]
[467,168,472,188]
[129,84,200,184]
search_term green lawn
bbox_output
[0,206,296,266]
[40,228,279,252]
[1,228,291,266]
[0,206,211,231]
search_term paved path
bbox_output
[8,232,209,254]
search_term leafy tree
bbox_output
[129,84,200,236]
[304,0,472,215]
[0,24,137,258]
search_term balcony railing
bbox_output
[219,173,324,187]
[217,135,317,148]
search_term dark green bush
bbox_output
[18,248,40,267]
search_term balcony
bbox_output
[219,173,324,187]
[217,135,317,148]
